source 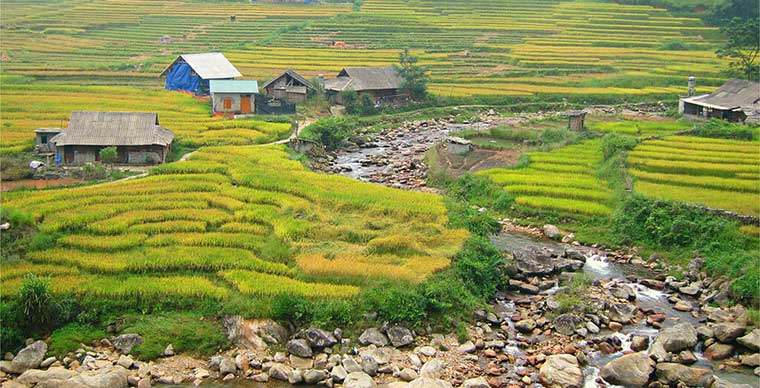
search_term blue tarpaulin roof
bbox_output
[210,80,259,94]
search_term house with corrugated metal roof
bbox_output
[261,69,314,103]
[680,79,760,122]
[210,80,259,115]
[160,52,242,95]
[44,112,174,166]
[324,66,406,105]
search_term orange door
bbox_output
[241,96,251,114]
[223,98,232,111]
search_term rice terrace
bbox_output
[0,0,759,388]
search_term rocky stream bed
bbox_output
[2,110,758,388]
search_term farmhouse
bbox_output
[46,111,174,166]
[680,79,760,123]
[160,52,242,95]
[324,66,406,105]
[210,80,259,115]
[261,69,314,103]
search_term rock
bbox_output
[417,346,437,357]
[674,350,698,365]
[712,376,755,388]
[289,355,314,369]
[586,321,600,334]
[457,341,476,353]
[286,339,313,358]
[219,358,237,375]
[713,323,746,343]
[697,325,714,340]
[599,352,653,388]
[288,369,303,384]
[4,340,48,374]
[361,355,378,376]
[543,224,561,239]
[741,353,760,367]
[304,327,338,348]
[608,303,636,323]
[113,334,143,354]
[398,368,418,381]
[564,248,586,262]
[194,368,210,379]
[462,376,490,388]
[515,319,537,333]
[39,357,56,369]
[343,356,363,373]
[408,377,452,388]
[655,363,712,386]
[17,367,77,385]
[387,326,414,348]
[137,377,151,388]
[631,335,649,352]
[654,323,698,352]
[679,284,701,296]
[611,284,636,301]
[268,363,292,381]
[63,365,130,388]
[116,355,133,369]
[539,354,583,388]
[704,342,734,360]
[553,314,582,336]
[359,328,389,347]
[331,365,348,382]
[343,371,376,388]
[648,342,669,363]
[640,278,665,290]
[419,359,443,378]
[304,369,327,384]
[163,344,174,357]
[737,328,760,351]
[388,383,410,388]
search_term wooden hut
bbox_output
[680,79,760,122]
[49,112,174,166]
[324,66,406,105]
[210,80,259,114]
[261,70,313,103]
[566,110,587,131]
[160,52,242,95]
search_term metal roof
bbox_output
[160,52,242,79]
[210,79,259,94]
[261,69,314,90]
[682,79,760,110]
[325,66,403,92]
[50,111,174,147]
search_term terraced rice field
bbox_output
[628,136,760,217]
[0,146,468,299]
[478,139,613,218]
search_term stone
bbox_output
[137,377,151,388]
[304,327,338,348]
[515,319,537,333]
[539,354,583,388]
[398,368,418,381]
[553,314,582,336]
[17,367,77,385]
[654,323,698,352]
[457,341,476,353]
[113,334,143,354]
[359,328,389,347]
[608,303,636,323]
[630,335,649,352]
[39,357,56,369]
[268,363,292,381]
[343,356,363,373]
[289,355,314,369]
[3,340,48,374]
[223,373,235,382]
[418,346,437,357]
[194,368,210,379]
[162,344,174,357]
[674,350,698,365]
[408,377,452,388]
[713,323,746,343]
[704,342,734,360]
[116,355,134,369]
[388,383,410,388]
[674,300,694,311]
[304,369,327,384]
[343,371,377,388]
[654,363,713,387]
[61,365,130,388]
[288,369,303,384]
[387,326,414,348]
[697,325,714,340]
[286,339,313,358]
[741,353,760,367]
[599,352,653,388]
[586,321,600,334]
[648,342,669,363]
[331,365,348,382]
[543,224,561,239]
[611,284,636,301]
[222,316,288,349]
[679,284,701,296]
[219,358,236,375]
[462,376,490,388]
[564,248,586,262]
[608,321,623,332]
[361,355,378,376]
[419,359,444,378]
[737,328,760,351]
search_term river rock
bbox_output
[654,323,698,352]
[219,358,236,375]
[398,367,418,381]
[17,367,77,385]
[361,355,378,376]
[713,322,746,343]
[704,342,734,360]
[303,369,327,384]
[509,279,540,294]
[608,303,636,323]
[331,365,348,382]
[269,363,292,381]
[538,354,584,388]
[64,365,130,388]
[457,341,476,353]
[343,371,377,388]
[304,327,337,348]
[289,355,313,369]
[387,326,414,347]
[113,334,143,354]
[462,376,490,388]
[343,356,363,373]
[564,248,586,262]
[679,283,702,297]
[599,352,653,387]
[611,284,636,301]
[419,359,444,378]
[116,355,133,369]
[543,224,561,239]
[655,363,713,387]
[631,335,649,352]
[2,340,48,374]
[359,328,389,347]
[554,314,582,336]
[516,318,537,333]
[740,353,760,367]
[408,377,452,388]
[286,339,313,358]
[737,328,760,351]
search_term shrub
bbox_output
[271,293,312,326]
[692,119,758,141]
[49,323,106,357]
[341,91,359,115]
[361,281,427,326]
[81,162,107,180]
[601,132,638,160]
[0,300,22,353]
[300,116,357,150]
[19,274,57,333]
[454,236,506,298]
[99,146,118,166]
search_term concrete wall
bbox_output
[212,93,242,113]
[60,145,167,165]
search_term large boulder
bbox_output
[419,359,444,379]
[17,367,77,385]
[543,224,561,239]
[654,323,698,352]
[386,326,414,348]
[704,342,734,360]
[268,363,292,381]
[408,377,452,388]
[553,314,583,336]
[738,328,760,351]
[286,339,313,358]
[304,327,337,348]
[462,376,490,388]
[303,369,328,384]
[538,354,584,388]
[113,334,143,354]
[608,303,637,323]
[359,328,389,347]
[222,316,288,349]
[4,340,48,374]
[713,323,746,343]
[343,371,377,388]
[63,365,129,388]
[654,363,713,387]
[599,352,654,388]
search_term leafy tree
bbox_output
[99,146,118,170]
[340,90,359,114]
[359,94,376,115]
[716,18,760,81]
[300,116,356,150]
[395,48,429,100]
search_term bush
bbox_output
[601,132,638,160]
[446,174,514,213]
[361,281,427,326]
[271,294,312,326]
[692,119,758,140]
[81,162,107,180]
[446,200,501,237]
[454,236,506,298]
[49,323,106,357]
[660,40,689,50]
[300,116,357,150]
[0,300,23,353]
[19,274,57,333]
[0,155,32,181]
[341,91,359,115]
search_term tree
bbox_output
[340,90,359,115]
[395,48,429,100]
[716,18,760,81]
[99,146,118,170]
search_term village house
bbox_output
[261,69,314,103]
[40,111,174,166]
[160,52,242,95]
[680,79,760,123]
[210,80,259,115]
[324,66,406,105]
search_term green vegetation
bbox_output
[122,313,228,360]
[396,48,429,100]
[49,323,106,357]
[716,17,760,80]
[301,116,357,149]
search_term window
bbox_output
[40,134,48,144]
